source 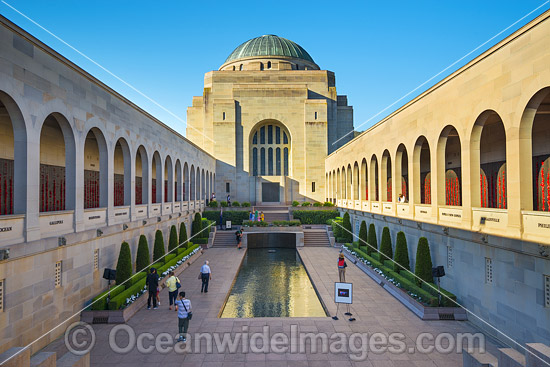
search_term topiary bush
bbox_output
[168,225,178,252]
[136,235,150,272]
[342,212,353,243]
[153,230,165,262]
[301,202,311,206]
[179,222,188,248]
[313,202,323,207]
[115,242,132,285]
[192,213,202,237]
[292,200,299,207]
[208,201,218,208]
[415,237,433,285]
[220,201,228,207]
[242,202,251,207]
[232,201,240,207]
[358,220,367,249]
[379,227,393,262]
[367,223,377,256]
[394,231,410,273]
[292,210,339,224]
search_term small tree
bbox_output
[415,237,433,284]
[136,235,150,272]
[168,225,178,252]
[179,222,188,248]
[367,223,377,255]
[192,213,202,237]
[358,221,367,249]
[153,230,165,262]
[393,231,410,272]
[342,212,353,243]
[379,227,393,262]
[115,242,132,285]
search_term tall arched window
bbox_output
[250,121,291,177]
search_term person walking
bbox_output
[237,229,242,250]
[227,194,231,207]
[146,268,159,309]
[199,260,212,293]
[175,291,192,342]
[166,271,180,310]
[260,212,265,222]
[219,208,223,230]
[338,253,347,282]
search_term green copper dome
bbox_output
[225,35,315,64]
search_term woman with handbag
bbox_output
[166,271,181,310]
[175,291,192,342]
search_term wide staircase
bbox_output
[303,228,331,247]
[212,231,238,248]
[462,342,550,367]
[253,205,290,222]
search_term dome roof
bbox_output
[224,35,315,64]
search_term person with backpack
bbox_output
[338,253,347,282]
[146,267,159,309]
[166,271,181,310]
[175,291,192,342]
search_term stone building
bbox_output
[0,15,215,354]
[325,11,550,347]
[187,35,353,204]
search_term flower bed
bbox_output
[341,245,465,320]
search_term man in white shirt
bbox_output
[200,260,212,293]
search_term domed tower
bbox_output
[187,35,353,204]
[220,35,319,71]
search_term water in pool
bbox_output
[220,248,326,318]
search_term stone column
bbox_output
[25,129,40,242]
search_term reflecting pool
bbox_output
[220,248,327,318]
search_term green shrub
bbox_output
[272,220,301,226]
[179,222,188,247]
[323,201,335,207]
[243,220,269,227]
[115,242,132,285]
[342,212,353,243]
[301,202,311,206]
[208,201,218,208]
[313,202,322,207]
[91,284,126,310]
[168,225,178,252]
[415,237,433,285]
[292,210,339,224]
[358,221,367,249]
[129,272,146,287]
[193,237,209,244]
[232,201,240,207]
[220,201,228,207]
[394,231,410,273]
[153,230,165,262]
[242,202,251,207]
[329,217,343,239]
[135,235,150,272]
[380,227,393,262]
[367,223,377,256]
[223,211,250,225]
[200,218,211,238]
[192,213,202,236]
[108,278,147,310]
[178,242,193,254]
[292,200,299,207]
[164,253,176,263]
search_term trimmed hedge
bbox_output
[342,212,353,243]
[178,242,193,254]
[115,242,132,285]
[415,237,433,284]
[292,201,299,207]
[292,210,339,224]
[168,225,178,252]
[208,201,218,208]
[394,231,410,272]
[242,202,251,207]
[301,202,311,206]
[192,213,202,236]
[153,230,165,263]
[379,227,393,262]
[232,201,241,207]
[193,237,209,244]
[367,223,377,256]
[164,254,176,263]
[91,284,126,310]
[135,235,150,273]
[313,202,322,207]
[272,220,301,226]
[203,210,249,225]
[179,222,188,247]
[323,201,335,207]
[200,218,210,238]
[243,220,268,227]
[108,245,201,310]
[358,221,367,249]
[128,271,146,287]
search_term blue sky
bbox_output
[1,1,548,136]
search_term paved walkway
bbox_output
[42,246,499,366]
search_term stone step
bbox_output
[498,348,525,367]
[462,347,498,367]
[30,352,56,367]
[526,343,550,367]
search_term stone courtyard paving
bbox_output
[43,246,501,366]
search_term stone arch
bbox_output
[413,136,431,204]
[164,155,173,202]
[83,127,108,209]
[381,150,392,202]
[369,154,379,201]
[353,161,360,200]
[249,119,291,177]
[175,159,182,201]
[437,125,462,206]
[135,145,149,205]
[113,137,131,206]
[190,164,195,201]
[152,151,162,203]
[361,158,368,201]
[396,144,409,202]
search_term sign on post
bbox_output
[334,282,353,304]
[226,221,232,229]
